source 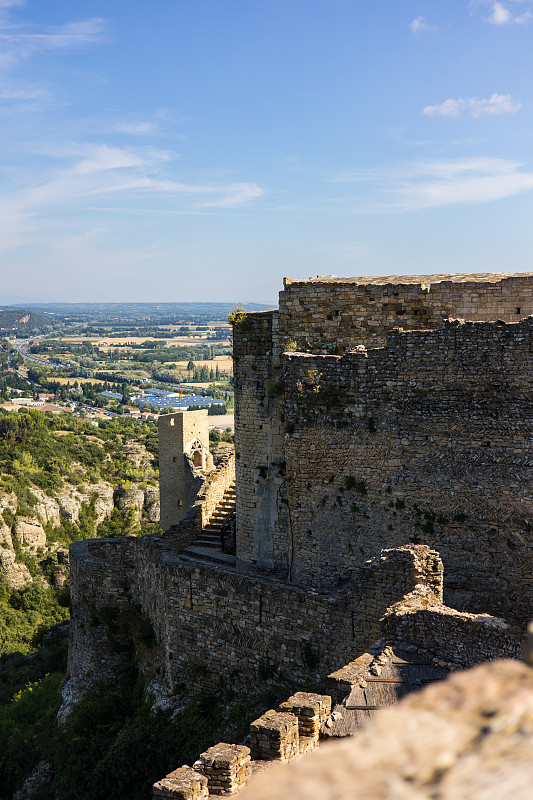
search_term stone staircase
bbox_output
[180,483,236,567]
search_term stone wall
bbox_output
[381,588,521,668]
[64,540,442,703]
[233,273,533,600]
[233,312,289,574]
[279,272,533,351]
[279,316,533,624]
[158,410,212,531]
[163,451,235,552]
[61,538,136,715]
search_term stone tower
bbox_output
[158,409,211,530]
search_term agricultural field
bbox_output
[0,301,271,416]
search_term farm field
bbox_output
[61,336,229,347]
[51,376,104,385]
[174,356,233,372]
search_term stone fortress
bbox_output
[63,272,533,797]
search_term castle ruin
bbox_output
[63,272,533,718]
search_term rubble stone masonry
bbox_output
[65,272,533,717]
[63,539,444,704]
[234,273,533,626]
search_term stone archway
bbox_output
[189,437,204,470]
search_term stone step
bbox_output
[180,547,237,567]
[194,539,221,549]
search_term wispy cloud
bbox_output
[408,16,435,35]
[423,93,521,118]
[0,144,265,255]
[0,18,107,69]
[113,121,158,136]
[0,4,106,112]
[488,1,512,23]
[328,157,533,211]
[470,1,533,25]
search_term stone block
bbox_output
[193,742,251,796]
[279,692,332,741]
[250,710,299,762]
[153,766,208,799]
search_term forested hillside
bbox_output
[0,410,278,800]
[0,409,160,656]
[0,310,50,335]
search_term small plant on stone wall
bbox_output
[266,378,284,398]
[344,475,367,495]
[453,511,468,523]
[301,640,321,671]
[227,306,252,333]
[285,339,299,352]
[257,653,278,681]
[306,370,322,394]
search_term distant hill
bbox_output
[9,301,274,325]
[0,308,50,333]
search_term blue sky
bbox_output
[0,0,532,303]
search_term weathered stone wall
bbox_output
[233,312,289,574]
[233,273,533,606]
[163,451,235,552]
[61,538,136,715]
[280,316,533,624]
[279,272,533,352]
[197,451,235,528]
[64,540,442,703]
[381,588,521,668]
[158,410,211,531]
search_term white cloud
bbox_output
[113,121,158,136]
[0,144,265,255]
[202,183,264,208]
[409,16,435,35]
[487,2,512,23]
[471,1,533,25]
[398,158,533,208]
[0,5,106,110]
[330,157,533,211]
[423,93,521,118]
[0,9,106,71]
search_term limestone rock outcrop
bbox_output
[13,517,46,553]
[0,549,32,588]
[30,482,115,527]
[123,441,153,469]
[0,518,12,548]
[116,485,146,523]
[144,486,160,522]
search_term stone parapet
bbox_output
[193,743,251,795]
[250,710,300,762]
[153,766,208,799]
[279,692,331,742]
[381,589,522,667]
[279,272,533,352]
